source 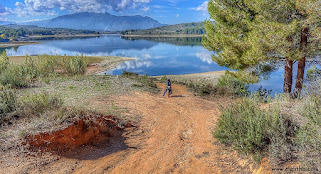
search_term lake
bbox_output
[3,35,319,94]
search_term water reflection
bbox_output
[6,36,158,56]
[195,50,214,64]
[121,36,203,46]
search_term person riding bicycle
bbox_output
[163,79,172,97]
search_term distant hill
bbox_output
[0,21,15,25]
[23,12,164,31]
[121,22,206,36]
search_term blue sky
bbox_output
[0,0,209,24]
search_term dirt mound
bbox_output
[25,114,126,151]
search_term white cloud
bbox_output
[141,6,150,12]
[116,59,152,70]
[0,17,8,21]
[0,5,12,16]
[194,1,208,11]
[176,14,179,18]
[13,0,152,17]
[151,5,165,9]
[195,50,213,64]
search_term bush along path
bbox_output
[34,83,264,174]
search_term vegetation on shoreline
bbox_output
[0,25,98,41]
[121,22,205,36]
[122,36,203,46]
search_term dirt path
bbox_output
[66,84,254,174]
[12,84,259,174]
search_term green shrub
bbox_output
[307,66,321,81]
[0,53,89,88]
[122,71,139,77]
[0,52,29,88]
[160,75,168,81]
[122,71,157,88]
[302,95,321,125]
[23,54,88,77]
[250,87,272,103]
[214,98,267,154]
[0,52,10,73]
[295,94,321,168]
[214,97,297,163]
[19,92,63,117]
[0,85,17,116]
[63,55,87,75]
[217,73,250,97]
[0,64,29,88]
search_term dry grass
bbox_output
[8,55,129,66]
[9,55,104,65]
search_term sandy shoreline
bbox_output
[0,41,41,48]
[156,70,226,84]
[86,56,134,75]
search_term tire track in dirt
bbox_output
[71,84,255,174]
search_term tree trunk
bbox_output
[283,58,293,93]
[293,57,306,97]
[293,27,309,97]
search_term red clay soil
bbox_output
[25,115,122,151]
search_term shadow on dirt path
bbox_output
[57,132,129,161]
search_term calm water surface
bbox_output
[3,35,319,95]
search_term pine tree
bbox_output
[203,0,321,95]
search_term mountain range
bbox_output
[0,21,14,25]
[19,12,164,31]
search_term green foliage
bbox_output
[214,97,298,162]
[19,92,63,117]
[203,0,320,70]
[294,92,321,168]
[251,86,272,103]
[180,72,250,97]
[302,95,321,126]
[0,85,17,115]
[121,22,206,35]
[217,72,250,97]
[122,37,203,46]
[296,125,321,152]
[0,52,88,88]
[62,55,87,75]
[122,71,157,88]
[0,52,29,88]
[0,64,29,88]
[24,54,88,76]
[121,71,139,78]
[0,25,97,40]
[307,66,321,81]
[160,75,168,81]
[214,98,268,154]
